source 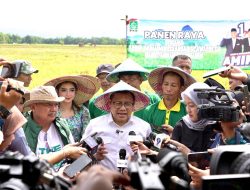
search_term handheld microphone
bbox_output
[147,132,171,149]
[128,131,142,160]
[128,131,143,142]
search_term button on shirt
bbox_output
[82,113,152,170]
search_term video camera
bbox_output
[0,151,71,190]
[194,87,240,122]
[128,147,190,190]
[202,145,250,190]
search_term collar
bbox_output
[107,112,133,126]
[158,99,181,112]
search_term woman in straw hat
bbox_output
[142,66,196,135]
[45,75,97,142]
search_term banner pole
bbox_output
[125,15,128,58]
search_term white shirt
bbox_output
[36,123,65,156]
[82,113,152,170]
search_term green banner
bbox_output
[127,19,250,70]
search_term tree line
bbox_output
[0,32,125,45]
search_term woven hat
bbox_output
[148,66,196,95]
[24,86,65,108]
[79,74,100,94]
[44,75,97,105]
[106,59,149,83]
[94,80,150,112]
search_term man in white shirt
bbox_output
[82,81,152,170]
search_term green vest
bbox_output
[23,112,72,153]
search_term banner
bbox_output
[127,19,250,70]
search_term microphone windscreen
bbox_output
[119,148,126,160]
[129,131,136,135]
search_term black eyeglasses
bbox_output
[112,101,134,109]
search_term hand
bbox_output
[219,66,248,83]
[94,143,107,161]
[73,165,130,190]
[162,124,174,135]
[130,141,154,155]
[0,80,23,110]
[169,139,191,156]
[0,58,10,66]
[188,163,210,190]
[62,143,87,160]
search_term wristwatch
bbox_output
[0,105,12,119]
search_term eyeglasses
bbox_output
[112,101,134,109]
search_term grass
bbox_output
[1,44,248,91]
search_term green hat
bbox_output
[106,59,149,83]
[12,60,38,75]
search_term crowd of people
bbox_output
[0,55,250,190]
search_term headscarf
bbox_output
[181,82,215,131]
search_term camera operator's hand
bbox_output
[94,143,107,161]
[73,165,130,190]
[188,163,210,190]
[219,66,248,83]
[169,139,191,156]
[0,58,10,66]
[0,80,22,110]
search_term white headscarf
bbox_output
[181,82,215,131]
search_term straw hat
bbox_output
[148,66,196,95]
[106,59,149,83]
[79,74,100,94]
[94,80,150,112]
[24,86,65,108]
[44,75,97,105]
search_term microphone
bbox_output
[147,132,171,149]
[116,129,124,134]
[128,131,142,160]
[117,149,127,173]
[128,131,143,142]
[95,136,103,145]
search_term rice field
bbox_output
[0,44,239,91]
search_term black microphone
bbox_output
[95,137,103,145]
[116,129,124,134]
[117,149,127,173]
[129,131,136,136]
[119,149,126,160]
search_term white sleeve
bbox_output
[81,121,93,140]
[68,132,75,144]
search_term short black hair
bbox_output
[231,28,237,32]
[172,55,191,65]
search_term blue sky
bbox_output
[1,0,249,38]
